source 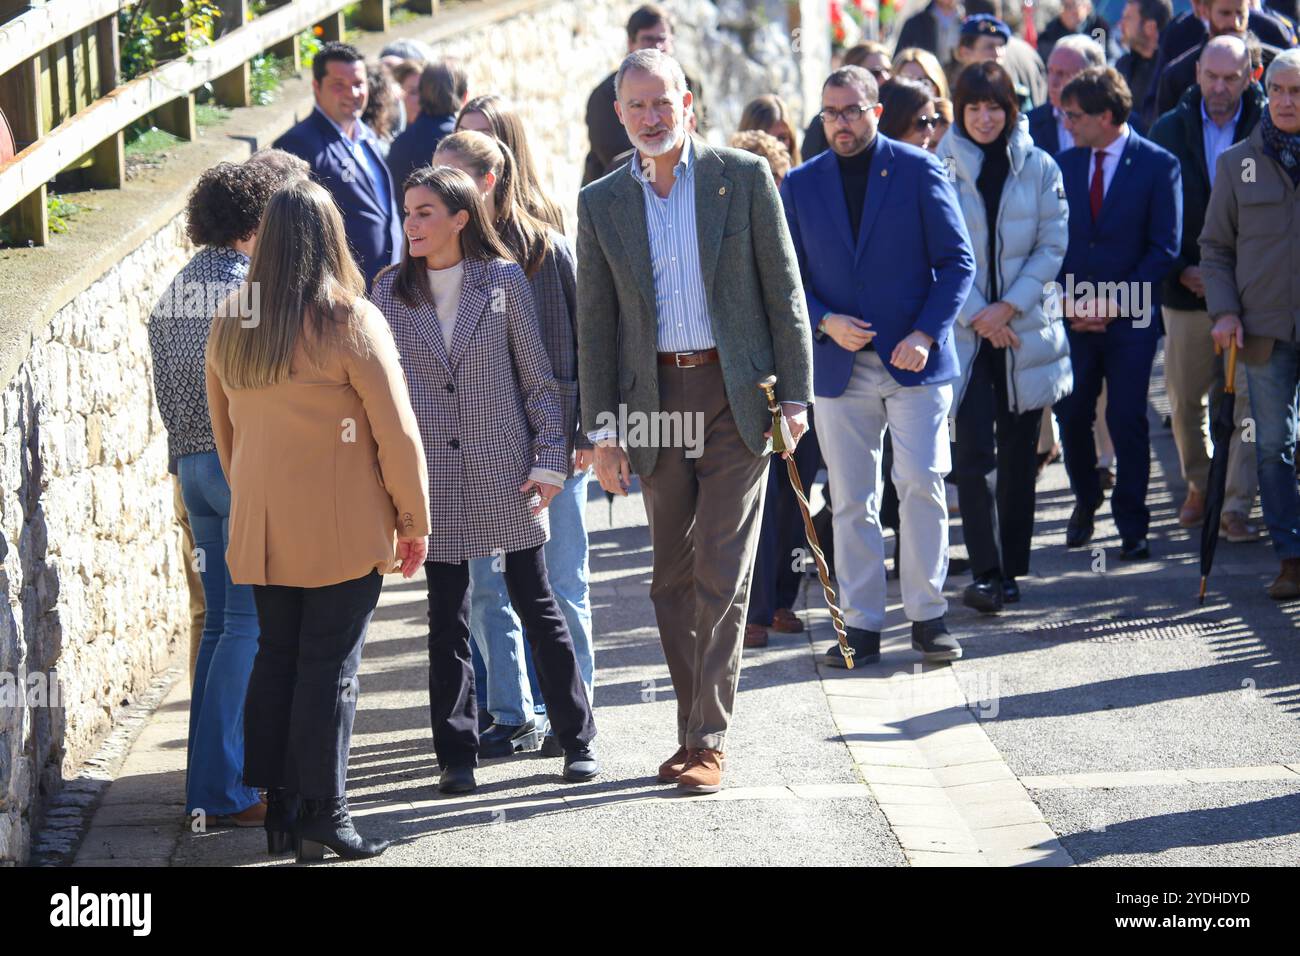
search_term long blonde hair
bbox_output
[435,130,552,278]
[456,94,565,231]
[738,94,802,166]
[208,178,366,389]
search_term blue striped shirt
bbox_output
[629,136,716,353]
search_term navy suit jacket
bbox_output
[1027,104,1061,157]
[385,111,457,193]
[779,135,975,398]
[1056,132,1182,339]
[273,109,402,287]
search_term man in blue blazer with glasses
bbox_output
[1052,66,1181,560]
[780,65,975,667]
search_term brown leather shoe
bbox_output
[1266,559,1300,600]
[770,608,804,633]
[1220,511,1259,543]
[656,745,692,783]
[1178,488,1206,528]
[218,800,267,828]
[744,623,768,648]
[677,748,724,794]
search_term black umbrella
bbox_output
[1199,339,1239,604]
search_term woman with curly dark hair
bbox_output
[147,151,305,829]
[361,61,401,150]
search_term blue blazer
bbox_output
[1027,104,1060,157]
[1055,131,1182,339]
[386,111,457,193]
[779,135,975,397]
[273,109,402,287]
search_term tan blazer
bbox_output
[206,300,431,588]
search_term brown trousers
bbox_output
[638,363,768,752]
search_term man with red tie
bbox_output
[1051,67,1182,561]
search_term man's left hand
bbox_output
[764,403,808,460]
[890,331,934,372]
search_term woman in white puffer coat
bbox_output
[936,61,1072,614]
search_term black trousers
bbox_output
[425,544,595,768]
[747,423,823,624]
[953,342,1042,580]
[244,570,383,799]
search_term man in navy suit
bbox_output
[1052,67,1182,559]
[273,42,401,287]
[780,65,975,666]
[1028,34,1107,155]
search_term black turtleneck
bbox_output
[974,133,1011,301]
[837,136,877,241]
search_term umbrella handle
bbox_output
[1225,338,1238,395]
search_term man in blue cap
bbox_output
[951,14,1035,110]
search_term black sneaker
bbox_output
[437,764,477,795]
[562,746,600,782]
[478,720,541,758]
[911,617,962,662]
[824,626,881,668]
[962,573,1003,614]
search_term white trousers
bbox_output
[815,350,953,631]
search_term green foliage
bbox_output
[124,124,183,161]
[250,53,284,106]
[118,1,225,82]
[195,103,232,128]
[299,31,323,70]
[47,193,84,235]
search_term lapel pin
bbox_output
[719,186,726,195]
[881,169,888,177]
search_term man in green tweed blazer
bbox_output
[576,49,813,795]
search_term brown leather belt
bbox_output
[657,348,720,368]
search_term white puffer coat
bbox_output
[936,117,1073,413]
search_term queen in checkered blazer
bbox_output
[370,165,598,787]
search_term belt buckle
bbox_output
[675,351,691,368]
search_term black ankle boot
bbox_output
[265,788,300,856]
[294,796,389,862]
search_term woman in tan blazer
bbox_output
[205,178,430,864]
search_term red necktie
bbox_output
[1089,150,1105,222]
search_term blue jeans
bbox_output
[469,470,594,725]
[1245,342,1300,559]
[179,451,262,815]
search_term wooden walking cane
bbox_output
[758,376,854,669]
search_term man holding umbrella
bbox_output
[1201,48,1300,600]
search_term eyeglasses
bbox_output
[1060,109,1089,123]
[869,67,892,83]
[914,115,940,132]
[819,103,875,125]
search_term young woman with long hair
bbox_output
[431,130,594,758]
[206,178,431,862]
[369,165,598,793]
[455,93,565,231]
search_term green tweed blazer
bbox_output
[576,137,814,477]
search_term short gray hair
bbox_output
[1265,47,1300,87]
[615,48,687,101]
[1053,34,1106,69]
[381,39,433,63]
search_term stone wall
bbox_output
[1,0,819,866]
[0,219,193,865]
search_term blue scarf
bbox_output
[1261,107,1300,186]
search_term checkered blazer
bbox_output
[529,231,591,459]
[370,256,565,563]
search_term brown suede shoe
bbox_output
[770,608,804,633]
[1220,511,1259,543]
[656,745,692,783]
[744,623,769,647]
[1178,488,1206,528]
[677,748,724,794]
[217,799,267,828]
[1266,559,1300,600]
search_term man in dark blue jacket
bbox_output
[385,59,466,190]
[1148,35,1263,539]
[1053,67,1182,559]
[273,42,401,287]
[781,66,975,666]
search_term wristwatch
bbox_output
[815,312,831,341]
